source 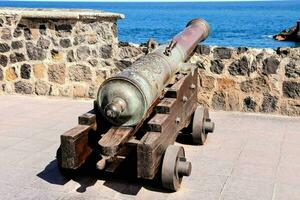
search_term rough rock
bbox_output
[100,44,113,59]
[33,64,45,79]
[20,64,31,79]
[212,91,226,110]
[67,50,75,62]
[73,85,86,98]
[10,52,25,63]
[240,77,269,93]
[196,45,210,55]
[228,56,255,76]
[48,64,66,84]
[14,81,32,94]
[69,64,92,82]
[24,28,32,40]
[55,24,72,37]
[1,28,12,40]
[283,81,300,99]
[5,67,17,81]
[37,37,51,49]
[51,49,64,61]
[35,80,50,95]
[118,45,143,59]
[261,93,278,112]
[60,38,71,48]
[39,24,47,35]
[243,96,257,112]
[26,42,46,60]
[0,54,8,67]
[210,60,224,74]
[77,46,90,60]
[237,47,248,54]
[285,59,300,78]
[0,43,10,53]
[73,36,85,46]
[11,41,23,49]
[213,47,233,59]
[262,56,280,74]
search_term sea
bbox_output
[0,1,300,48]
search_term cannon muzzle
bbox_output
[97,18,210,126]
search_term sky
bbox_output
[5,0,280,2]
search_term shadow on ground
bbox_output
[37,151,171,196]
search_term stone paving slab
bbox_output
[0,95,299,200]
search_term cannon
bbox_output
[57,18,215,191]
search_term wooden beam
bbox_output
[60,125,92,169]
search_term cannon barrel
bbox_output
[97,18,210,126]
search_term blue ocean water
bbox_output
[1,1,300,48]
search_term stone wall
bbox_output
[0,8,299,116]
[0,8,126,98]
[191,45,300,116]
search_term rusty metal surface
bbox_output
[97,18,210,126]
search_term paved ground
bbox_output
[0,95,300,200]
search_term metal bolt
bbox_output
[177,157,192,177]
[204,120,215,133]
[190,84,196,89]
[182,96,188,102]
[175,117,181,124]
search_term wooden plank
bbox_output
[78,109,96,125]
[155,98,176,114]
[60,125,92,169]
[98,127,133,156]
[137,71,198,179]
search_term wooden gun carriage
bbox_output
[57,18,215,191]
[57,68,214,191]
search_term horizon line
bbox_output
[4,0,283,2]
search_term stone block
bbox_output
[59,38,71,48]
[33,64,45,79]
[20,64,31,79]
[5,67,17,81]
[196,44,210,55]
[11,41,23,49]
[212,91,226,110]
[285,59,300,78]
[73,84,86,98]
[26,42,46,60]
[10,52,25,63]
[0,43,10,53]
[243,96,257,112]
[55,24,72,37]
[48,64,65,84]
[213,47,233,59]
[217,78,236,91]
[37,37,50,49]
[228,56,256,76]
[0,54,8,67]
[1,28,12,40]
[66,50,75,62]
[51,49,64,61]
[210,60,224,74]
[283,81,300,99]
[260,93,278,113]
[262,56,280,75]
[68,64,92,82]
[76,46,90,60]
[14,81,32,94]
[35,80,50,95]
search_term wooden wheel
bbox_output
[192,106,214,145]
[161,145,192,191]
